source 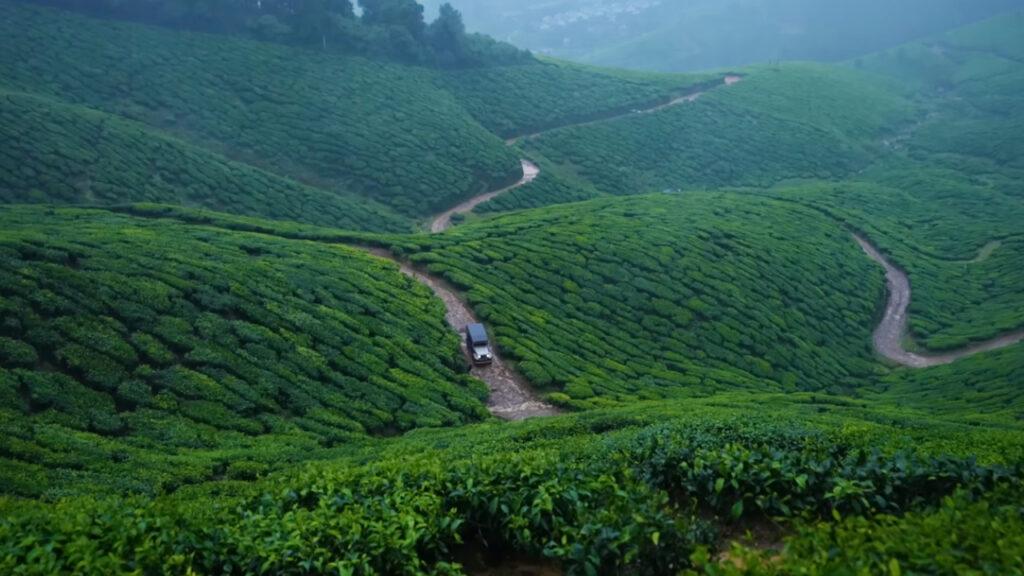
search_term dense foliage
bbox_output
[0,1,521,216]
[517,64,913,202]
[0,207,489,496]
[399,193,885,407]
[440,60,710,138]
[25,0,532,67]
[765,178,1024,350]
[2,402,1022,574]
[0,91,410,232]
[1,5,1024,574]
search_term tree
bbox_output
[427,3,465,65]
[290,0,356,49]
[359,0,425,39]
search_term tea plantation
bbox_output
[2,2,1024,573]
[0,91,410,232]
[0,1,520,217]
[517,63,914,200]
[398,193,885,406]
[2,394,1022,574]
[0,206,490,496]
[0,1,706,220]
[440,60,712,138]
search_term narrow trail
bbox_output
[362,74,749,419]
[366,249,560,420]
[431,160,540,233]
[506,75,744,145]
[854,234,1024,368]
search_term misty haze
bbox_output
[2,0,1023,573]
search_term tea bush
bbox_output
[2,408,1021,575]
[0,91,410,232]
[0,1,520,216]
[0,206,489,496]
[440,60,711,138]
[520,63,914,200]
[403,192,885,405]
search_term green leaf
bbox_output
[730,500,744,519]
[715,477,725,494]
[651,531,660,546]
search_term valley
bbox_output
[1,1,1023,574]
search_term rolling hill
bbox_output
[0,1,703,222]
[1,2,1023,574]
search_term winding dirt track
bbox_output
[366,249,560,420]
[506,75,744,145]
[854,234,1024,368]
[362,74,755,419]
[431,160,540,233]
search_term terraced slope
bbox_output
[398,193,885,407]
[0,91,410,232]
[0,206,489,496]
[0,1,711,222]
[0,1,520,217]
[439,59,712,138]
[515,64,912,200]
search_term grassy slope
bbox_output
[439,58,713,138]
[0,1,521,217]
[0,1,707,222]
[0,90,410,232]
[0,201,1021,570]
[0,206,491,497]
[0,7,1022,573]
[2,392,1022,574]
[768,13,1024,348]
[521,63,913,196]
[479,16,1024,350]
[398,192,885,407]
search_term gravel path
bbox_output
[854,234,1024,368]
[366,249,560,420]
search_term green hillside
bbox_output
[2,3,1024,574]
[2,393,1022,574]
[0,206,489,497]
[0,1,520,217]
[440,59,711,137]
[768,178,1024,349]
[0,91,410,232]
[399,192,885,406]
[493,63,913,210]
[0,1,702,220]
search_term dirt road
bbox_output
[366,248,560,420]
[369,74,750,419]
[854,234,1024,368]
[506,75,744,145]
[430,160,540,233]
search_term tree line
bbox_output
[26,0,531,66]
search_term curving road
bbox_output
[506,75,744,144]
[433,75,744,232]
[362,74,749,419]
[366,249,560,420]
[854,234,1024,368]
[431,160,540,233]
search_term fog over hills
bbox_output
[423,0,1024,71]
